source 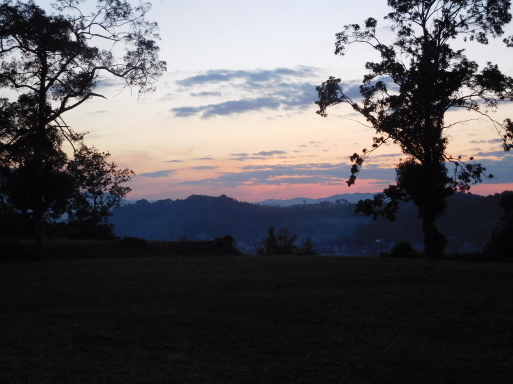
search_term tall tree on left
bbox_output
[0,0,166,258]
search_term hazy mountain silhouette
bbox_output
[255,193,375,206]
[111,194,367,245]
[110,192,506,253]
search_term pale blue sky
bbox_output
[20,1,513,200]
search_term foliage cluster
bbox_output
[0,0,165,256]
[486,191,513,256]
[0,117,134,240]
[349,192,511,252]
[317,0,513,258]
[379,241,419,258]
[255,226,315,255]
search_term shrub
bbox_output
[65,221,116,240]
[255,226,315,255]
[487,192,513,256]
[297,238,316,256]
[483,226,513,262]
[213,235,236,248]
[380,242,419,258]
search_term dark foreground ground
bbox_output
[1,249,512,383]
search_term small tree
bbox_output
[316,0,513,258]
[255,226,316,255]
[379,241,419,258]
[487,191,513,254]
[66,144,134,239]
[0,0,166,256]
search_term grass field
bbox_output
[1,251,512,383]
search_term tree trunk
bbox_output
[33,205,44,259]
[33,82,47,260]
[422,214,435,259]
[33,119,45,260]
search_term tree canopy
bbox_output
[66,144,134,239]
[0,0,166,256]
[316,0,513,257]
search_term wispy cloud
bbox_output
[180,162,395,188]
[173,106,202,117]
[471,156,513,183]
[190,91,222,97]
[170,69,398,119]
[137,170,176,178]
[193,157,214,160]
[229,150,287,161]
[191,166,219,170]
[164,160,182,163]
[470,139,501,144]
[229,156,266,161]
[171,67,319,118]
[173,97,282,118]
[160,93,178,101]
[254,150,286,156]
[373,153,403,159]
[475,150,509,157]
[94,78,122,90]
[87,110,111,115]
[176,67,315,87]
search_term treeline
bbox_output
[0,0,165,258]
[0,95,133,241]
[110,194,365,245]
[349,193,507,250]
[110,192,508,250]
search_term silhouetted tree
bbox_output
[255,226,316,255]
[0,95,76,229]
[317,0,513,257]
[66,144,134,239]
[0,0,166,257]
[488,191,513,254]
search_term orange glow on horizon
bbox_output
[126,176,513,203]
[466,183,513,196]
[127,179,395,202]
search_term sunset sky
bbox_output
[32,0,513,202]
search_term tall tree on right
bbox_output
[316,0,513,258]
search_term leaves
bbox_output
[255,226,315,256]
[0,0,166,120]
[67,144,134,227]
[317,0,513,257]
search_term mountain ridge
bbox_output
[255,193,376,206]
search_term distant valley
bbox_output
[111,192,506,255]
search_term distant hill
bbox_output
[255,193,375,206]
[121,199,155,205]
[110,192,507,253]
[111,194,366,246]
[122,193,376,207]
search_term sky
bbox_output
[24,1,513,201]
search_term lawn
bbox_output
[1,250,512,383]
